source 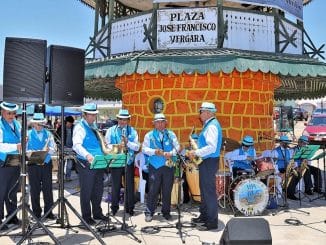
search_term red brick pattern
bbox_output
[115,70,281,152]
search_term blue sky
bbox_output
[0,0,325,85]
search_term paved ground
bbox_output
[1,121,326,244]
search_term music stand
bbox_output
[310,146,326,201]
[2,154,21,167]
[26,151,48,165]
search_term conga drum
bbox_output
[185,162,201,202]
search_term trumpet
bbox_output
[150,137,174,168]
[96,130,124,155]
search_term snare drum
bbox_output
[230,178,269,216]
[185,162,201,202]
[255,157,275,178]
[216,172,231,200]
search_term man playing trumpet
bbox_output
[27,113,56,220]
[142,113,180,222]
[105,109,140,216]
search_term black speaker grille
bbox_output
[48,45,85,106]
[3,37,46,103]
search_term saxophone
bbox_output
[187,126,202,166]
[282,159,298,189]
[298,159,309,178]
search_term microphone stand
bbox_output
[97,128,141,243]
[142,131,195,244]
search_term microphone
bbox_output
[121,127,126,137]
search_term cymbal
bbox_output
[222,137,241,152]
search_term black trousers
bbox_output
[76,160,104,220]
[28,163,53,217]
[308,165,322,190]
[199,157,218,224]
[110,164,134,213]
[146,165,174,216]
[0,166,20,220]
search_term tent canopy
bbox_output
[17,104,82,116]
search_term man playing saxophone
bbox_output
[292,136,322,195]
[142,113,180,222]
[187,102,222,231]
[105,109,140,216]
[27,113,56,220]
[72,103,107,225]
[271,135,298,200]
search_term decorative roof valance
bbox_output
[84,49,326,100]
[85,49,326,79]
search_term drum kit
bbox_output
[184,137,279,217]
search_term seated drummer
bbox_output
[225,135,256,178]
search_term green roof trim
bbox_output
[85,49,326,79]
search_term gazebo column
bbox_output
[116,70,281,152]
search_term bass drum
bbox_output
[229,177,269,216]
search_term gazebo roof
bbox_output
[78,0,314,11]
[84,49,326,100]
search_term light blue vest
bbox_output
[148,129,176,169]
[233,147,255,170]
[198,118,222,159]
[0,117,21,162]
[108,125,137,165]
[27,128,51,164]
[77,119,103,160]
[276,146,291,170]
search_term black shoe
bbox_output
[84,218,96,225]
[7,216,21,225]
[305,190,314,195]
[0,222,9,231]
[163,214,171,220]
[314,188,322,194]
[111,210,117,216]
[197,222,218,231]
[127,210,134,216]
[287,195,299,200]
[93,214,108,221]
[46,213,57,220]
[191,216,206,224]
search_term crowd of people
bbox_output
[0,100,323,232]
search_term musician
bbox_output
[0,102,21,230]
[142,113,180,222]
[27,113,56,220]
[105,109,140,216]
[293,136,322,195]
[271,135,297,200]
[225,135,257,178]
[56,116,75,182]
[72,103,107,225]
[187,102,222,231]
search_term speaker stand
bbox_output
[16,106,105,245]
[0,103,60,244]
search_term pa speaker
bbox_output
[220,218,272,245]
[3,37,46,103]
[48,45,85,106]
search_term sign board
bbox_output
[157,7,218,50]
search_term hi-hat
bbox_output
[222,137,241,152]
